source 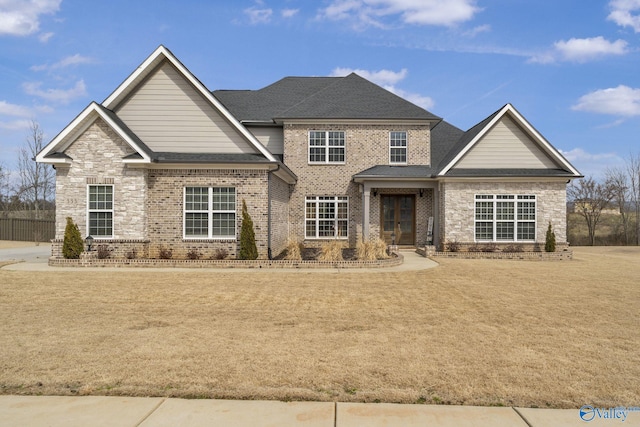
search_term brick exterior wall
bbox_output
[283,123,431,247]
[439,180,568,246]
[268,173,290,257]
[146,168,270,259]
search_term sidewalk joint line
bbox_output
[135,397,166,427]
[512,407,533,427]
[334,401,337,427]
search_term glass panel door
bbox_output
[380,195,415,245]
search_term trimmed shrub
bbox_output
[62,217,84,259]
[319,240,345,262]
[503,244,524,253]
[96,244,113,259]
[545,222,556,252]
[211,248,228,260]
[445,240,461,252]
[125,248,138,259]
[158,246,173,259]
[186,249,201,260]
[239,199,258,260]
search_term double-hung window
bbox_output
[184,187,236,239]
[305,196,348,239]
[474,195,536,242]
[308,131,345,163]
[389,131,407,164]
[88,185,114,238]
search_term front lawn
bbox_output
[0,247,638,408]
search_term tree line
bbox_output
[0,120,55,220]
[568,152,640,246]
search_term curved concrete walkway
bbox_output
[1,395,633,427]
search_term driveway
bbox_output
[0,242,51,263]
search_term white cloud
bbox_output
[330,67,434,109]
[572,85,640,116]
[462,24,491,37]
[23,80,87,104]
[608,0,640,32]
[38,31,54,42]
[31,54,95,72]
[560,148,625,179]
[555,37,628,62]
[0,119,31,130]
[318,0,479,29]
[0,0,61,36]
[244,6,273,24]
[0,100,31,117]
[529,36,628,64]
[281,8,299,18]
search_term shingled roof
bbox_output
[214,73,440,122]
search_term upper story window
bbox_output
[309,131,345,164]
[389,131,407,164]
[87,185,114,238]
[184,187,236,239]
[475,195,536,242]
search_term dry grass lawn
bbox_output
[1,247,639,408]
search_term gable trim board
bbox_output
[102,45,277,162]
[438,104,580,177]
[36,102,152,164]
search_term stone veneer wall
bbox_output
[269,173,290,257]
[52,118,147,258]
[439,180,568,245]
[283,123,430,247]
[146,168,270,259]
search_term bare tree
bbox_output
[627,153,640,245]
[567,177,614,246]
[0,163,9,216]
[17,120,55,219]
[605,166,632,244]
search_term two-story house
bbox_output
[37,46,581,260]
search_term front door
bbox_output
[381,195,415,245]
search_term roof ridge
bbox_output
[275,75,346,117]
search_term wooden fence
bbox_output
[0,218,55,242]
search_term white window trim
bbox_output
[389,131,407,165]
[474,194,537,242]
[183,187,237,240]
[308,130,346,165]
[305,196,349,240]
[86,184,114,239]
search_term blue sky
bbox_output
[1,0,639,181]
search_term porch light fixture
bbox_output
[419,189,424,197]
[372,189,377,197]
[85,235,94,251]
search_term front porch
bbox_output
[353,167,440,248]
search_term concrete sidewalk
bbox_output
[2,396,636,427]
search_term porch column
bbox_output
[362,190,371,241]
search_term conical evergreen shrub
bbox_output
[62,217,84,259]
[239,199,258,260]
[545,222,556,252]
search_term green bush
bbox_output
[62,217,84,259]
[545,222,556,252]
[239,199,258,260]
